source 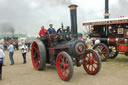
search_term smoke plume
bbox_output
[0,23,15,35]
[0,0,127,36]
[110,0,128,18]
[0,0,72,35]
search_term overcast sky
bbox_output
[0,0,127,36]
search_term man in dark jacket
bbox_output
[48,24,56,34]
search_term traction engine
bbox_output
[31,4,101,81]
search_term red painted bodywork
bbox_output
[125,52,128,56]
[48,45,68,55]
[108,35,117,45]
[118,45,128,52]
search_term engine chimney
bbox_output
[104,0,109,19]
[68,4,78,38]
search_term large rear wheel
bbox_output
[83,49,101,75]
[31,39,46,70]
[56,51,73,81]
[93,43,109,61]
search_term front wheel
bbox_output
[109,45,118,58]
[83,49,101,75]
[56,51,73,81]
[93,43,109,61]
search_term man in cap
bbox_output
[48,24,56,34]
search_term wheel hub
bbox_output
[61,63,69,70]
[88,58,94,65]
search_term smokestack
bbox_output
[68,4,78,38]
[104,0,109,19]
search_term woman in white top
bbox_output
[21,42,28,64]
[0,46,5,80]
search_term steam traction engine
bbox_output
[31,5,101,81]
[4,36,18,50]
[83,17,128,59]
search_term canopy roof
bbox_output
[83,17,128,26]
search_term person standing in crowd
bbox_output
[8,42,14,65]
[0,42,5,65]
[27,42,31,52]
[0,46,5,80]
[48,24,56,34]
[0,43,4,49]
[39,25,48,37]
[21,42,28,64]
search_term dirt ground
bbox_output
[1,50,128,85]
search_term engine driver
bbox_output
[39,25,48,37]
[48,24,56,34]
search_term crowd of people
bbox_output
[0,24,56,80]
[0,41,28,80]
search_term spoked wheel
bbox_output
[83,49,101,75]
[31,39,46,70]
[93,43,109,61]
[109,45,118,58]
[56,51,73,81]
